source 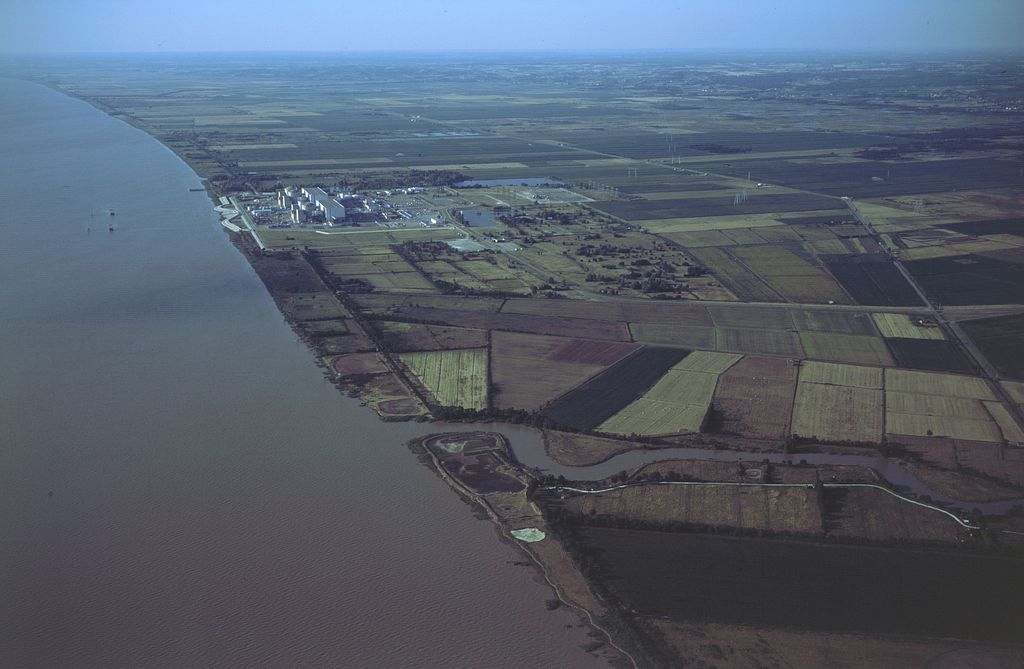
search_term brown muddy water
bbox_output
[0,78,608,669]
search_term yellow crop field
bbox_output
[400,348,488,410]
[798,361,883,389]
[798,332,893,366]
[791,382,883,443]
[645,370,719,406]
[730,245,850,304]
[885,391,990,420]
[672,351,743,374]
[598,399,708,436]
[885,413,1002,442]
[984,402,1024,443]
[595,353,740,436]
[871,313,945,340]
[884,369,995,400]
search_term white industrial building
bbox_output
[320,199,346,223]
[273,185,353,226]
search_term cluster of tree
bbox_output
[336,169,468,190]
[209,173,253,193]
[574,241,620,258]
[430,405,534,423]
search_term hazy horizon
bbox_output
[3,0,1023,55]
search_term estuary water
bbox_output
[0,78,607,668]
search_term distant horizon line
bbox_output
[3,46,1023,58]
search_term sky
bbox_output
[2,0,1022,54]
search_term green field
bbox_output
[400,348,489,409]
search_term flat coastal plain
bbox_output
[23,52,1024,667]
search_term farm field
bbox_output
[906,254,1024,306]
[707,305,792,329]
[312,247,437,293]
[822,487,965,542]
[797,361,883,389]
[823,256,923,306]
[371,304,631,341]
[883,368,1003,443]
[371,321,487,352]
[687,247,781,302]
[716,327,804,358]
[729,245,850,304]
[871,313,944,340]
[261,226,461,250]
[960,314,1024,380]
[50,54,1024,666]
[598,351,741,436]
[791,379,883,444]
[562,484,823,535]
[884,369,995,400]
[541,347,690,431]
[792,309,878,335]
[591,192,840,222]
[569,528,1023,642]
[490,332,639,411]
[275,293,351,322]
[1002,381,1024,412]
[711,356,798,439]
[401,242,541,296]
[627,323,717,349]
[943,218,1024,237]
[352,292,504,315]
[400,348,488,409]
[699,156,1024,199]
[798,332,893,366]
[885,338,973,374]
[500,297,712,325]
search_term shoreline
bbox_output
[407,432,637,668]
[27,73,1023,665]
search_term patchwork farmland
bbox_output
[541,347,690,430]
[63,52,1024,668]
[598,351,742,437]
